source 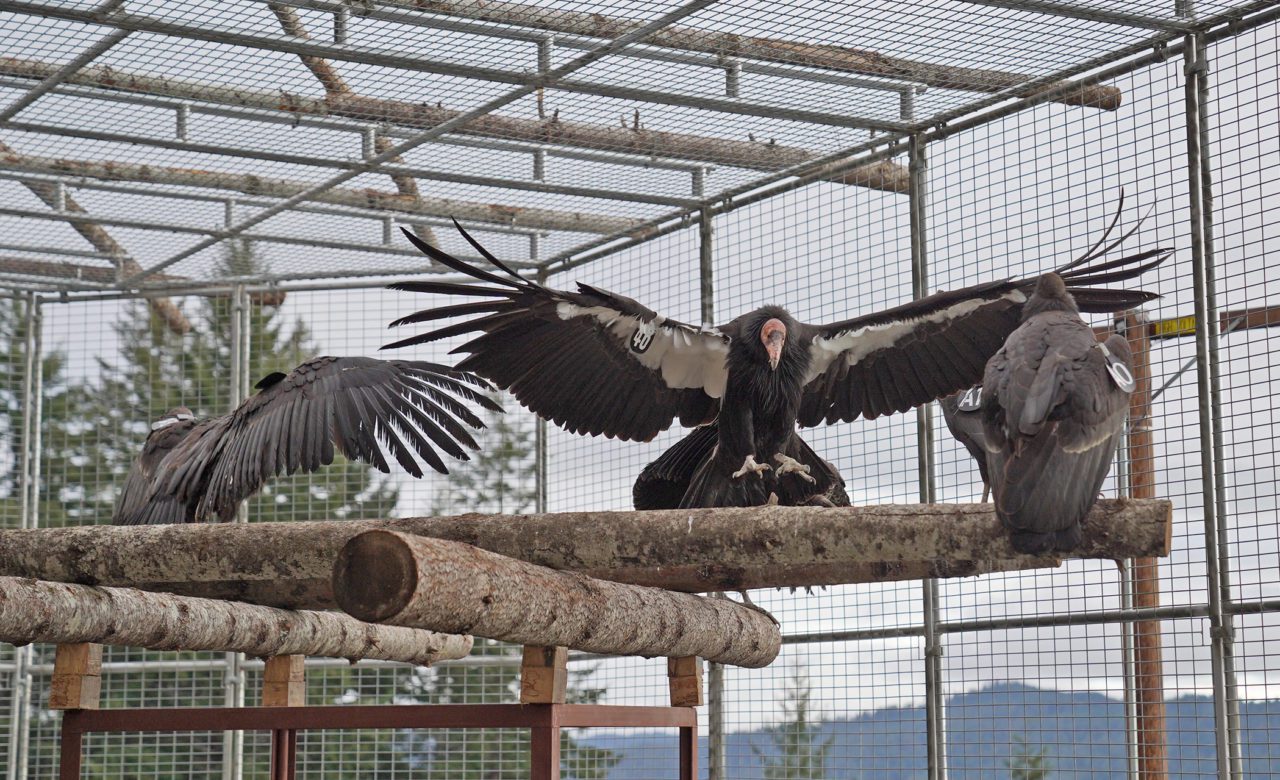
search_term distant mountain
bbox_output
[580,683,1280,778]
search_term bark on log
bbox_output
[0,576,472,664]
[0,150,641,235]
[0,56,909,191]
[371,0,1120,109]
[0,139,190,333]
[0,500,1171,610]
[333,531,780,668]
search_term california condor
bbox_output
[383,202,1165,509]
[939,387,991,501]
[113,356,500,525]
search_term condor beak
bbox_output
[761,318,786,371]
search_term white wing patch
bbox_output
[556,302,730,397]
[805,290,1026,384]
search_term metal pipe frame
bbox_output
[957,0,1194,31]
[118,0,725,285]
[0,170,549,238]
[0,28,130,121]
[272,0,926,96]
[0,1,907,133]
[1183,31,1242,780]
[0,120,697,208]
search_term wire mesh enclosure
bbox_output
[1,0,1278,777]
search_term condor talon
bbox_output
[732,454,771,480]
[773,454,815,483]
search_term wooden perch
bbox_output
[371,0,1120,110]
[0,56,909,192]
[0,576,472,664]
[0,139,190,333]
[0,500,1171,611]
[333,531,780,668]
[0,150,641,235]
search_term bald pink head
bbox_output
[761,318,787,371]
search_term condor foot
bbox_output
[732,454,771,479]
[773,454,815,483]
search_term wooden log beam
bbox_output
[0,576,473,664]
[332,531,781,668]
[0,56,910,191]
[0,150,641,236]
[0,500,1172,611]
[367,0,1120,110]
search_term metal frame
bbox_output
[57,704,698,780]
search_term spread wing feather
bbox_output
[798,200,1168,426]
[384,225,728,442]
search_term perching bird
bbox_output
[980,273,1136,554]
[382,201,1165,509]
[633,422,850,509]
[939,387,991,501]
[112,356,501,525]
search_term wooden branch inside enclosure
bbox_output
[332,531,781,668]
[0,150,641,236]
[0,500,1172,611]
[0,576,473,665]
[0,56,910,192]
[365,0,1121,109]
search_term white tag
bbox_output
[956,385,982,412]
[1097,342,1136,393]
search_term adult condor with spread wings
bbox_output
[113,357,501,525]
[383,205,1166,509]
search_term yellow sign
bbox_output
[1152,315,1197,338]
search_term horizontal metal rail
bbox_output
[957,0,1194,31]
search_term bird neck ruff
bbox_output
[151,413,195,431]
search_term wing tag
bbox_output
[956,385,982,412]
[1097,342,1136,393]
[630,321,657,353]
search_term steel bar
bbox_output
[0,2,902,131]
[274,0,926,94]
[958,0,1193,31]
[0,29,129,121]
[0,151,632,235]
[0,120,696,207]
[120,0,725,285]
[332,0,1117,108]
[1184,32,1242,780]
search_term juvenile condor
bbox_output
[113,357,500,525]
[383,200,1166,509]
[981,273,1136,553]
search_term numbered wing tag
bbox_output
[1097,342,1136,393]
[956,385,983,412]
[630,321,657,353]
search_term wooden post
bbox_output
[667,657,704,707]
[1126,313,1168,778]
[520,646,568,704]
[48,643,102,710]
[262,655,306,708]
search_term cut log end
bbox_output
[333,529,420,623]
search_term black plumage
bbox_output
[385,202,1165,509]
[939,387,991,500]
[980,273,1135,553]
[112,356,501,525]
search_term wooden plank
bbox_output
[667,656,704,707]
[49,643,102,710]
[262,655,306,708]
[520,646,568,704]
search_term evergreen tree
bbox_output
[397,396,619,779]
[1005,734,1052,780]
[752,663,834,780]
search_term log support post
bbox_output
[520,646,568,704]
[49,643,102,711]
[667,656,704,707]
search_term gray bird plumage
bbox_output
[939,388,990,500]
[112,357,501,525]
[980,273,1135,553]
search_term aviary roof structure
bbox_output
[0,0,1272,292]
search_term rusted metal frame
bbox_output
[1183,31,1242,780]
[680,721,698,780]
[269,728,296,780]
[0,169,549,238]
[0,1,901,132]
[272,0,925,96]
[957,0,1193,31]
[117,0,724,286]
[0,119,697,208]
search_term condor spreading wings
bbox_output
[112,357,501,525]
[980,273,1135,554]
[383,203,1166,508]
